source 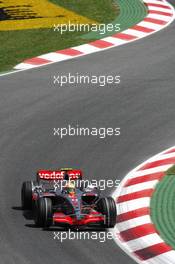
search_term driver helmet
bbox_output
[65,182,76,196]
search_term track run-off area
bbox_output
[0,0,146,74]
[113,146,175,264]
[11,0,175,72]
[151,164,175,250]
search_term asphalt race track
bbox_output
[0,1,175,263]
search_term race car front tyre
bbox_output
[97,197,117,228]
[34,198,53,227]
[21,181,33,210]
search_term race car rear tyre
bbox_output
[34,198,53,227]
[21,181,33,210]
[97,197,116,228]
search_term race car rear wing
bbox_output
[37,169,83,180]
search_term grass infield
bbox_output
[151,165,175,249]
[0,0,118,72]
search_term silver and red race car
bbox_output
[21,168,116,228]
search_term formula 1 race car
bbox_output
[21,168,116,228]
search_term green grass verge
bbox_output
[50,0,118,22]
[0,0,118,72]
[83,0,148,39]
[151,165,175,249]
